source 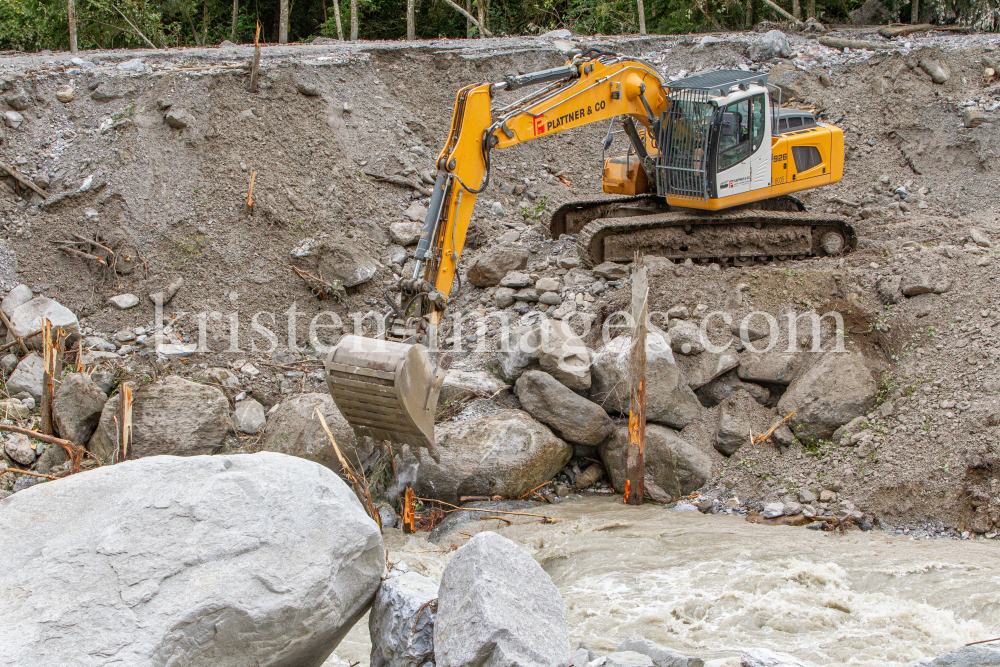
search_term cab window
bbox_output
[718,98,751,172]
[751,94,766,152]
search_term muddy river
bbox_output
[324,497,1000,666]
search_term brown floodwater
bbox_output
[324,496,1000,666]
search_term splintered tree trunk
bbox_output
[911,0,919,22]
[625,260,648,506]
[406,0,415,39]
[279,0,289,43]
[792,0,801,19]
[350,0,358,40]
[67,0,78,52]
[231,0,239,41]
[333,0,344,39]
[637,0,647,34]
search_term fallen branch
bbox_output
[480,515,513,525]
[759,0,798,23]
[416,496,560,521]
[879,23,933,38]
[0,467,58,480]
[109,3,158,49]
[518,481,552,500]
[363,171,432,197]
[55,245,108,266]
[316,407,381,529]
[967,637,1000,647]
[829,197,861,208]
[0,424,85,472]
[751,411,796,446]
[819,36,894,51]
[0,328,42,355]
[439,0,493,36]
[0,308,28,355]
[0,161,47,198]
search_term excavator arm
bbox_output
[412,55,667,323]
[326,54,667,455]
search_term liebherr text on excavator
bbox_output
[325,51,854,455]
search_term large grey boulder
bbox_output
[369,570,438,667]
[696,369,769,407]
[440,369,508,404]
[8,297,80,349]
[263,393,372,473]
[52,373,108,445]
[234,399,266,434]
[516,370,614,446]
[397,406,571,504]
[435,532,570,667]
[7,352,44,401]
[292,238,379,287]
[750,30,792,61]
[590,653,655,667]
[89,376,230,462]
[675,349,740,389]
[601,423,712,498]
[1,284,32,317]
[0,452,385,667]
[591,334,702,429]
[905,645,1000,666]
[617,637,704,667]
[737,348,816,385]
[537,319,592,391]
[467,245,529,287]
[777,352,877,441]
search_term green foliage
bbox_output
[0,0,994,54]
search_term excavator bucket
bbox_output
[325,335,444,456]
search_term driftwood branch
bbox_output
[0,424,85,472]
[0,161,47,198]
[440,0,494,36]
[819,36,893,51]
[0,468,58,480]
[879,23,933,37]
[363,171,432,196]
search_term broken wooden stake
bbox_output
[402,486,416,533]
[249,22,261,93]
[245,160,257,212]
[119,382,133,461]
[41,320,55,436]
[625,256,648,506]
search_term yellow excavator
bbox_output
[325,51,853,456]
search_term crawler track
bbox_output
[551,196,857,266]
